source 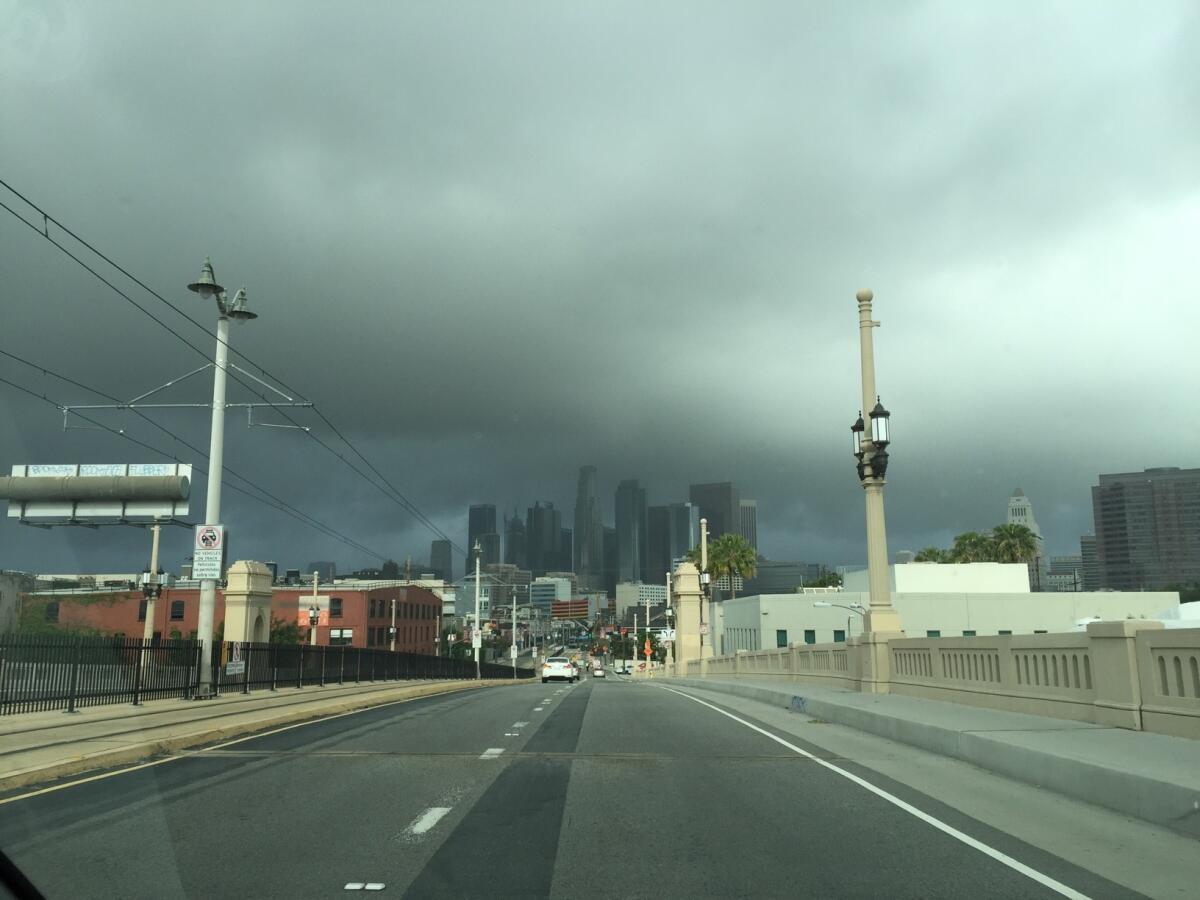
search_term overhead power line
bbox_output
[0,361,389,563]
[0,177,464,557]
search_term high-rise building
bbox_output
[478,533,501,567]
[1091,467,1200,590]
[689,482,740,539]
[573,465,604,592]
[482,562,531,612]
[602,526,618,597]
[558,527,574,573]
[503,511,527,569]
[530,576,572,615]
[1006,488,1048,591]
[646,505,672,583]
[1046,555,1082,592]
[1080,534,1099,590]
[615,479,648,583]
[429,539,452,582]
[526,501,563,577]
[468,504,497,558]
[739,499,758,550]
[305,561,337,582]
[668,502,700,562]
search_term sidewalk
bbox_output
[0,678,521,793]
[666,675,1200,838]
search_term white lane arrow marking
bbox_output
[405,807,452,836]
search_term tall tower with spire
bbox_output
[1007,488,1048,590]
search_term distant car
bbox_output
[542,656,575,683]
[592,665,605,677]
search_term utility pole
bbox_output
[699,517,709,656]
[141,519,162,643]
[308,571,320,645]
[645,591,652,676]
[633,609,638,676]
[390,596,397,652]
[512,593,518,680]
[473,540,482,680]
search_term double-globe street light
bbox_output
[188,258,257,696]
[812,600,866,640]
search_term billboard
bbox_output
[1,463,191,521]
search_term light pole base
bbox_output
[863,607,902,634]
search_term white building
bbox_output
[843,562,1031,594]
[717,586,1181,653]
[1007,487,1049,590]
[530,576,572,613]
[616,581,667,618]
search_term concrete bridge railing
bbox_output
[682,621,1200,740]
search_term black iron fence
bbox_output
[0,634,201,715]
[0,634,533,715]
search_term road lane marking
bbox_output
[405,807,451,835]
[479,747,505,759]
[658,686,1092,900]
[512,721,529,728]
[533,707,544,712]
[504,732,519,736]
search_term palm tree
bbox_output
[990,524,1039,564]
[706,533,758,599]
[913,547,948,563]
[949,531,995,563]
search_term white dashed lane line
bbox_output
[479,747,505,760]
[404,807,452,836]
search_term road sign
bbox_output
[192,524,225,580]
[659,629,676,642]
[510,645,518,659]
[224,660,245,675]
[644,640,652,658]
[700,622,709,635]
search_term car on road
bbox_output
[542,656,576,683]
[592,665,605,678]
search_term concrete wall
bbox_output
[843,562,1031,594]
[719,590,1181,651]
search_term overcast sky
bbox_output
[2,1,1198,578]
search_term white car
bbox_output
[542,656,576,683]
[592,665,605,678]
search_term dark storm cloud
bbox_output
[2,1,1199,575]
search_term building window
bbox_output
[1034,629,1047,634]
[833,629,846,643]
[138,599,148,622]
[926,629,941,638]
[962,630,976,637]
[330,597,343,618]
[45,601,59,623]
[776,629,788,648]
[170,600,185,620]
[329,628,353,646]
[803,629,816,645]
[998,630,1012,635]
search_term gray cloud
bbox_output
[2,1,1198,576]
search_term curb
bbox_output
[0,680,516,794]
[665,678,1200,838]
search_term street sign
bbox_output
[472,630,482,649]
[510,645,518,659]
[644,640,652,658]
[192,524,226,580]
[659,629,676,642]
[224,642,245,675]
[700,622,709,635]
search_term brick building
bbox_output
[27,581,441,654]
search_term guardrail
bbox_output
[680,623,1200,739]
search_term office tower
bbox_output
[615,479,648,583]
[603,526,618,597]
[573,465,604,592]
[468,504,497,556]
[430,539,452,582]
[477,533,501,567]
[1080,535,1099,590]
[739,499,758,550]
[1091,467,1200,590]
[689,482,740,539]
[306,561,336,582]
[504,511,527,569]
[668,502,700,562]
[646,505,672,582]
[525,501,563,577]
[557,527,574,573]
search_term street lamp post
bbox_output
[852,289,902,635]
[140,518,164,644]
[812,600,866,640]
[390,596,397,652]
[308,606,319,645]
[472,540,482,680]
[188,258,257,696]
[699,518,711,656]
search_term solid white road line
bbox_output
[512,721,529,728]
[658,686,1092,900]
[479,747,505,760]
[405,806,452,835]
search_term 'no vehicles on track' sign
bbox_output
[192,524,225,580]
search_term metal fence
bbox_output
[210,642,533,694]
[0,634,201,715]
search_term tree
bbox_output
[269,616,302,644]
[381,559,401,578]
[802,571,843,588]
[990,524,1039,564]
[705,533,758,599]
[913,547,949,563]
[950,531,996,563]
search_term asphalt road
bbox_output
[0,674,1165,899]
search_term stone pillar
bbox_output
[223,560,274,644]
[672,562,703,676]
[1088,619,1163,730]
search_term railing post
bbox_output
[370,651,376,682]
[339,645,345,685]
[1088,620,1164,730]
[242,643,251,695]
[297,644,304,689]
[356,649,362,683]
[132,640,145,706]
[320,646,326,687]
[270,644,278,692]
[65,638,83,714]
